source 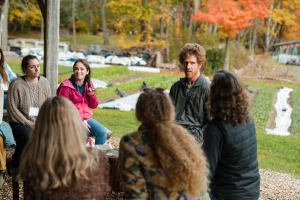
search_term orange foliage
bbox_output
[193,0,271,38]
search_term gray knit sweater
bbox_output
[7,76,51,129]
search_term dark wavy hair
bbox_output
[21,55,39,74]
[206,69,250,125]
[178,43,206,66]
[71,59,91,88]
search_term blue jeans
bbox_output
[87,118,107,145]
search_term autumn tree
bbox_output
[264,0,300,51]
[8,0,42,32]
[100,0,109,45]
[107,0,159,42]
[193,0,271,70]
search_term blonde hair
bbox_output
[18,96,99,191]
[136,89,209,195]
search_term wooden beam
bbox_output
[37,0,60,96]
[45,0,59,96]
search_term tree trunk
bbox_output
[213,24,218,33]
[172,17,178,53]
[41,16,44,40]
[166,19,170,62]
[72,0,76,50]
[182,1,187,43]
[100,0,109,45]
[223,37,230,70]
[160,0,164,36]
[265,3,273,51]
[140,0,148,42]
[89,0,94,33]
[190,0,199,43]
[251,20,258,56]
[1,0,8,50]
[249,26,253,54]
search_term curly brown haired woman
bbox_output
[203,70,260,200]
[119,88,210,200]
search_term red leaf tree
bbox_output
[193,0,271,70]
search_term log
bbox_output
[105,149,123,192]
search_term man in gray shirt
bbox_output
[169,43,210,146]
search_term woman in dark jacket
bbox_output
[203,70,260,200]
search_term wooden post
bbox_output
[1,0,9,50]
[37,0,60,96]
[45,1,59,96]
[106,149,123,192]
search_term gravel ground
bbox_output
[1,137,299,200]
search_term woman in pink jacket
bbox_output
[57,59,107,145]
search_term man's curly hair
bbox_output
[178,43,206,65]
[135,89,209,195]
[206,70,250,125]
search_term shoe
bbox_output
[7,160,19,176]
[106,129,113,140]
[0,170,5,189]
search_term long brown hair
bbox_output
[206,69,250,125]
[0,48,8,83]
[135,89,209,195]
[71,59,92,88]
[18,96,99,191]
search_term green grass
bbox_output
[291,89,300,136]
[96,74,177,99]
[93,109,139,138]
[92,66,146,82]
[244,79,300,177]
[257,133,300,176]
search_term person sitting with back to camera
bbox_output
[203,69,260,200]
[18,96,111,199]
[57,59,112,145]
[119,88,210,200]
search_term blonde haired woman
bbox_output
[119,88,210,199]
[18,96,111,199]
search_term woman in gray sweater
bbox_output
[7,55,51,175]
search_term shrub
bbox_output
[205,48,224,75]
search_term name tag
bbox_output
[29,107,39,116]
